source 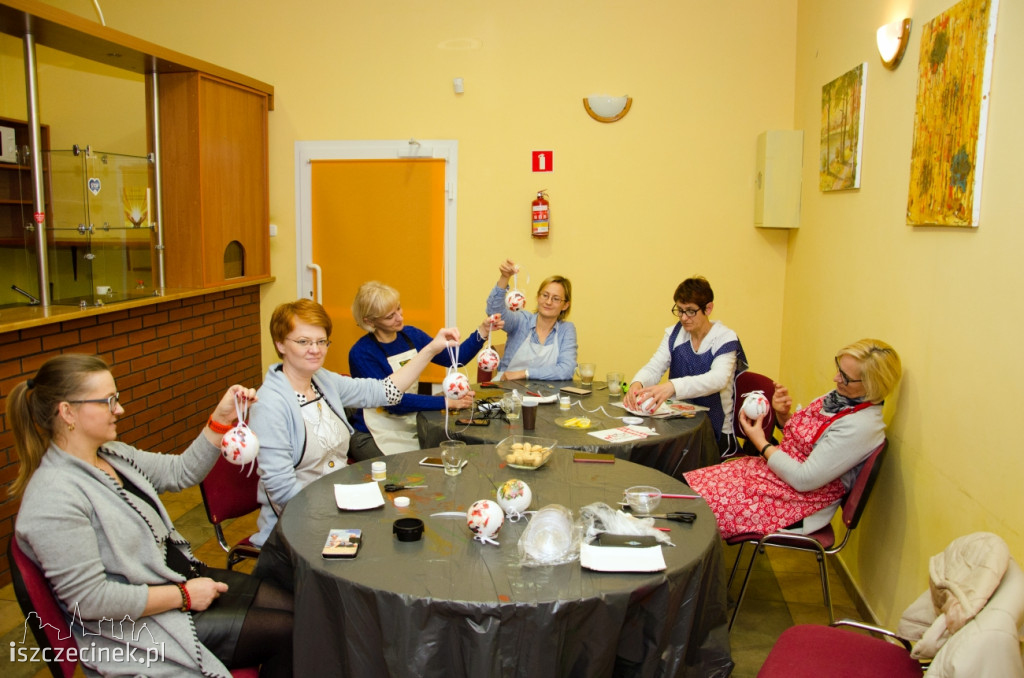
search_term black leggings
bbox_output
[195,568,294,677]
[230,580,293,678]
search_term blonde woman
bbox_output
[485,258,577,381]
[348,281,501,453]
[683,339,901,538]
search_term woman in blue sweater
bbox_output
[349,281,501,454]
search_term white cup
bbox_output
[371,461,386,481]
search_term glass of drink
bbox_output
[577,363,596,387]
[606,372,623,399]
[440,440,466,476]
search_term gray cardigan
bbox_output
[15,436,231,678]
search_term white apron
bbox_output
[362,347,422,455]
[504,330,559,375]
[270,398,349,515]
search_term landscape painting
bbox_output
[820,63,866,192]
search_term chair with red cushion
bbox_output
[733,370,778,455]
[728,439,888,630]
[199,455,262,569]
[758,621,922,678]
[10,537,261,678]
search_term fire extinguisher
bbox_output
[532,190,550,238]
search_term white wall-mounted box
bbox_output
[754,130,803,229]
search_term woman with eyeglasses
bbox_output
[624,276,748,457]
[9,354,294,677]
[348,281,503,454]
[484,258,578,381]
[683,339,901,538]
[248,299,461,548]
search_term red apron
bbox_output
[684,397,871,538]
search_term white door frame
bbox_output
[294,139,459,324]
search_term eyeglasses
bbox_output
[67,392,120,413]
[671,305,702,318]
[540,293,564,304]
[835,358,863,385]
[287,338,332,349]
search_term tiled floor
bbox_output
[1,486,862,677]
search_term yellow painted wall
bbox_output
[790,0,1024,625]
[15,0,1023,631]
[16,0,797,384]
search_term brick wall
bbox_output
[0,286,264,586]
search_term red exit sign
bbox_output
[532,151,553,172]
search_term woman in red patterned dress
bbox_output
[683,339,901,538]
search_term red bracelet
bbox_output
[177,582,191,612]
[206,416,234,434]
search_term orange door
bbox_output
[310,158,447,381]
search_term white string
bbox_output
[473,534,500,547]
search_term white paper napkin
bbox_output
[334,481,385,511]
[580,543,667,572]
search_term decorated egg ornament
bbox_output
[467,499,505,544]
[741,390,771,420]
[220,392,259,475]
[496,479,532,518]
[505,288,526,312]
[478,347,501,373]
[443,372,471,400]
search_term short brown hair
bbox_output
[674,276,714,310]
[270,299,333,357]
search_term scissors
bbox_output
[384,483,427,492]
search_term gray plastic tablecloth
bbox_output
[417,381,721,479]
[260,445,733,678]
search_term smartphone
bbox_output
[419,456,444,467]
[573,452,615,463]
[457,418,490,426]
[560,386,592,396]
[596,534,659,548]
[322,529,362,559]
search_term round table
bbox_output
[262,446,733,678]
[417,381,721,478]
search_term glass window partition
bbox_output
[46,146,156,307]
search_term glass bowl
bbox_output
[496,435,558,470]
[624,485,662,515]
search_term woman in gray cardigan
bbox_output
[10,354,293,677]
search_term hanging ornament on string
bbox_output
[505,267,527,312]
[441,341,471,400]
[477,313,502,373]
[221,392,259,475]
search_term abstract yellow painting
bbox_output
[907,0,999,227]
[820,63,866,192]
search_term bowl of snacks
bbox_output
[496,435,557,470]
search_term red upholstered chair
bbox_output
[758,621,922,678]
[10,537,261,678]
[728,439,888,630]
[733,370,778,455]
[199,455,262,569]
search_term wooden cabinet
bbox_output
[0,116,48,246]
[158,73,270,288]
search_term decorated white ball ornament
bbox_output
[496,479,532,516]
[467,499,505,540]
[442,372,471,400]
[505,289,526,312]
[637,397,659,415]
[221,422,259,466]
[478,347,501,373]
[741,391,771,420]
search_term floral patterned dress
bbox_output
[684,397,870,538]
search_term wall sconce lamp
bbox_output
[877,18,911,69]
[583,95,632,123]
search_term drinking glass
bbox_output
[577,363,596,387]
[606,372,623,399]
[440,440,466,476]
